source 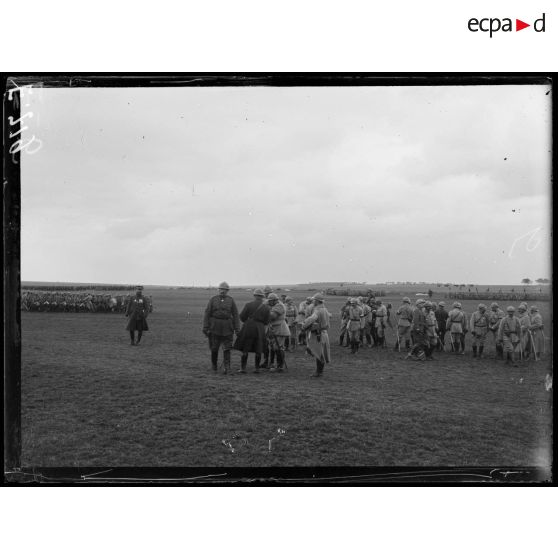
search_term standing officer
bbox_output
[528,306,544,360]
[234,288,271,373]
[434,301,448,351]
[284,296,298,351]
[203,281,240,374]
[339,297,352,347]
[446,301,466,354]
[470,303,490,358]
[302,293,331,377]
[424,300,438,360]
[406,299,427,361]
[347,298,363,354]
[374,299,388,348]
[488,302,506,359]
[125,287,150,345]
[266,293,290,372]
[517,303,532,361]
[497,306,521,367]
[395,297,413,352]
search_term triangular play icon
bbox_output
[516,19,530,31]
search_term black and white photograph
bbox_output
[4,75,553,481]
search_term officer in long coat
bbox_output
[528,306,544,359]
[203,281,240,374]
[302,293,331,377]
[233,288,271,373]
[125,288,150,345]
[434,301,448,351]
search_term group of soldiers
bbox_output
[392,298,546,367]
[202,284,547,376]
[21,291,153,313]
[203,283,331,377]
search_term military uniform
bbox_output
[434,303,448,350]
[424,306,438,359]
[302,294,331,377]
[284,298,298,350]
[395,298,413,351]
[470,305,490,358]
[339,299,351,347]
[234,289,271,372]
[497,308,521,366]
[529,307,544,358]
[203,283,240,373]
[517,306,532,360]
[406,300,427,361]
[374,302,388,347]
[347,301,362,354]
[446,303,466,354]
[488,305,505,358]
[125,290,150,345]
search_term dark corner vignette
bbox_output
[1,73,555,486]
[4,75,23,480]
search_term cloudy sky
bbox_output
[21,83,551,286]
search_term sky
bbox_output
[20,84,551,286]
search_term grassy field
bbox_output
[20,287,553,472]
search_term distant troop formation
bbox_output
[203,285,547,377]
[21,291,153,314]
[449,291,549,302]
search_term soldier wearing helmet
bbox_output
[446,300,467,354]
[203,281,240,374]
[497,306,521,366]
[470,303,490,358]
[295,296,314,347]
[266,293,290,372]
[346,297,363,354]
[488,302,506,359]
[395,297,413,352]
[302,293,332,377]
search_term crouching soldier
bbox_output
[302,293,331,377]
[470,303,490,358]
[203,281,240,374]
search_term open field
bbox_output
[20,287,553,471]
